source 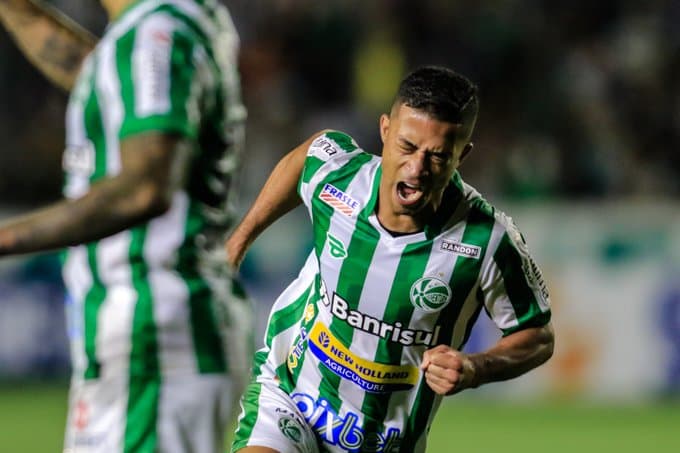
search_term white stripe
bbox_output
[144,191,196,374]
[480,221,520,330]
[133,13,176,116]
[95,39,124,175]
[62,245,93,375]
[95,231,135,376]
[63,56,94,199]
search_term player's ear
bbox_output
[459,142,473,163]
[379,114,390,144]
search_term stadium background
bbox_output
[0,0,678,451]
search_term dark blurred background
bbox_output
[1,0,679,402]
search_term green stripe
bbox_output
[273,281,316,388]
[126,226,159,377]
[116,28,136,131]
[123,376,160,453]
[124,225,160,451]
[265,281,314,348]
[124,226,159,453]
[288,278,321,387]
[84,56,107,181]
[81,60,109,380]
[167,30,199,133]
[493,233,551,335]
[361,241,431,434]
[231,381,263,451]
[187,279,226,372]
[326,131,358,152]
[250,279,314,390]
[301,155,325,185]
[83,244,106,379]
[175,199,226,373]
[402,206,495,450]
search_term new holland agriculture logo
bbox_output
[409,277,452,312]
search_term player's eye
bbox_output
[429,153,449,164]
[399,143,416,153]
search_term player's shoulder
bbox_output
[307,130,363,162]
[107,0,206,44]
[458,178,510,228]
[462,179,527,249]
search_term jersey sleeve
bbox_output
[116,13,212,140]
[297,131,363,207]
[479,213,551,336]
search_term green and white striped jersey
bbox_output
[253,131,551,452]
[62,0,247,380]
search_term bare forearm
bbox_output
[226,147,306,267]
[0,0,96,90]
[468,323,554,388]
[0,133,186,256]
[227,131,334,268]
[0,175,167,256]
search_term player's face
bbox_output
[378,104,472,231]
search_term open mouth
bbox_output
[397,182,424,206]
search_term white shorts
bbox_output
[231,380,319,453]
[64,373,237,453]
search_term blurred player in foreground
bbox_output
[226,66,554,452]
[0,0,252,451]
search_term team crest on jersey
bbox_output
[319,183,360,217]
[410,277,452,312]
[276,410,304,443]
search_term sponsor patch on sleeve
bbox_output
[318,183,360,217]
[309,135,341,161]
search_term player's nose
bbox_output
[405,151,428,176]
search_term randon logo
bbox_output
[410,277,452,312]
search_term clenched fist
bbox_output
[420,344,479,395]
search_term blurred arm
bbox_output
[0,0,97,91]
[0,132,191,256]
[422,323,554,395]
[225,131,327,270]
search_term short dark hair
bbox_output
[394,66,479,138]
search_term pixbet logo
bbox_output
[291,393,401,452]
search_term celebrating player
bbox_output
[0,0,252,451]
[226,65,554,452]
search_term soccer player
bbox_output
[0,0,252,451]
[226,66,555,452]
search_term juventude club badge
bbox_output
[409,277,452,312]
[278,415,303,443]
